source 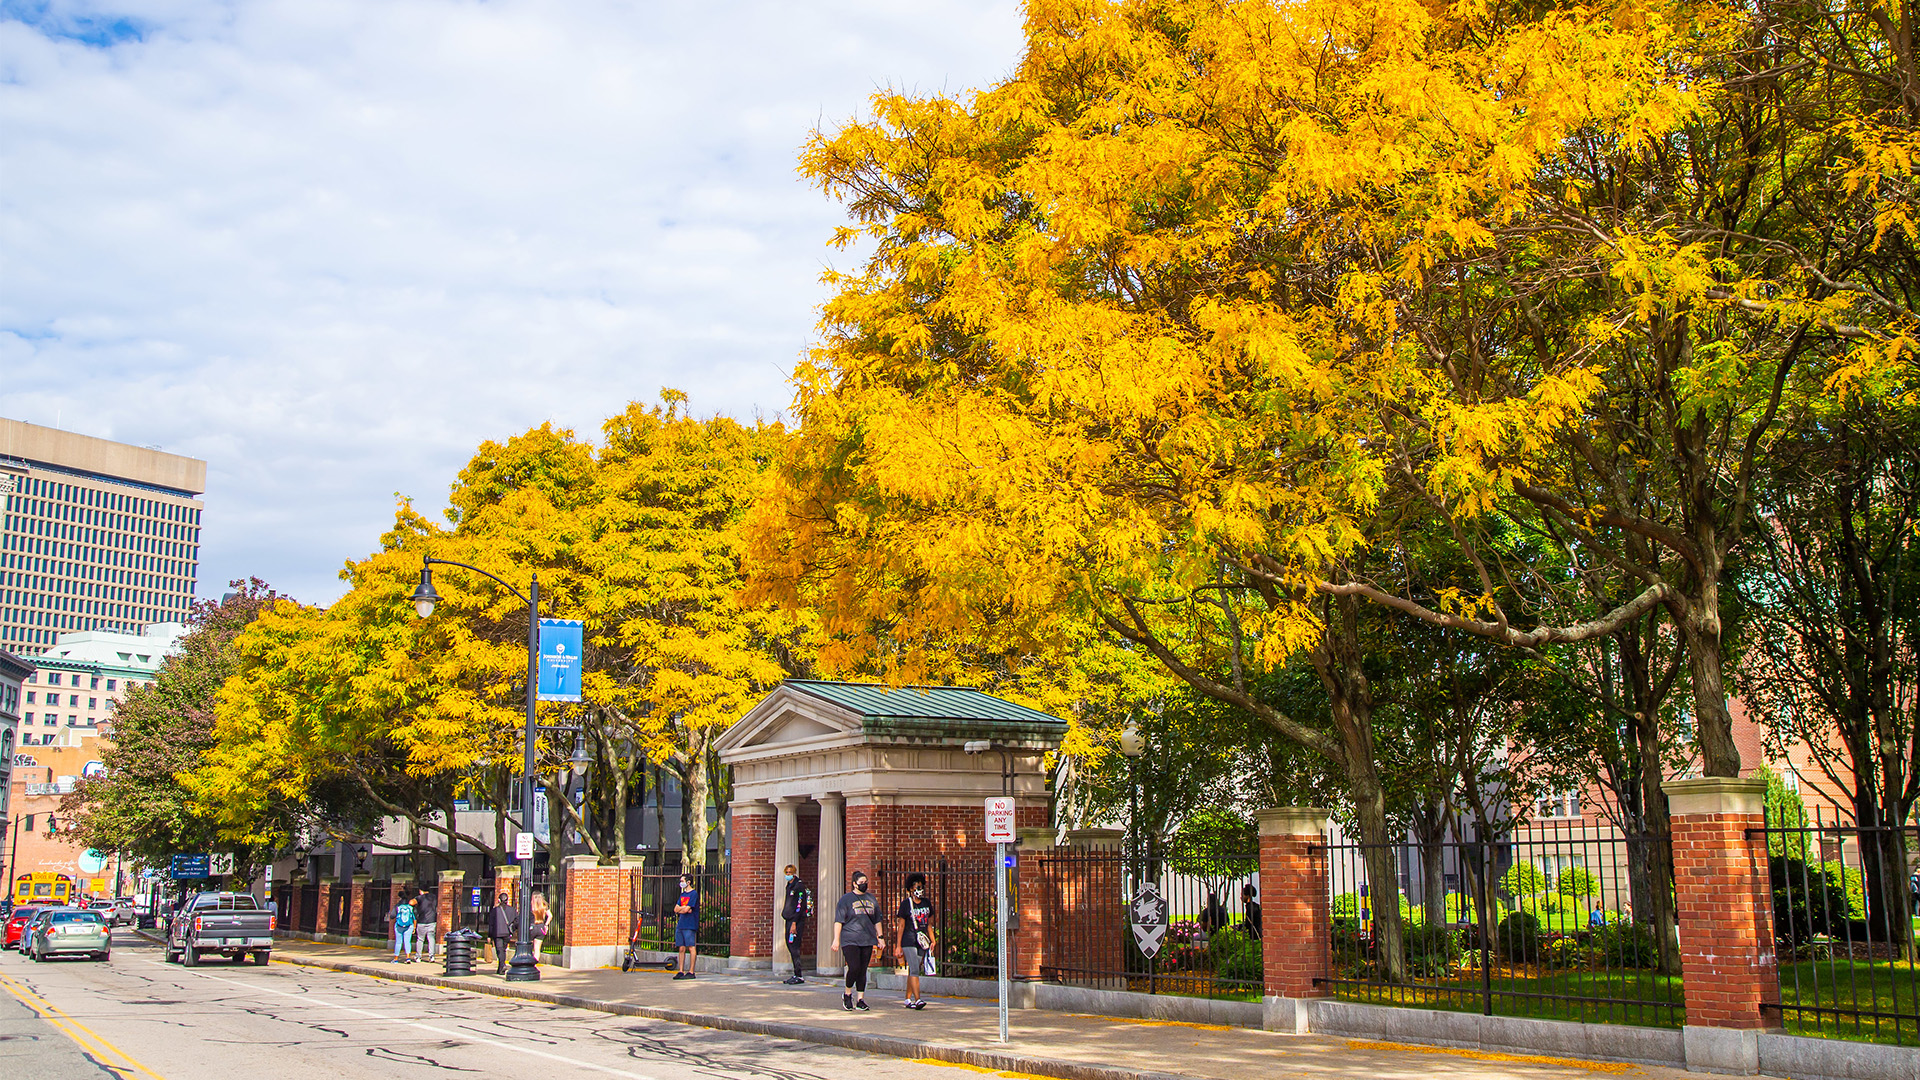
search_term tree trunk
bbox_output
[683,727,713,874]
[1412,800,1448,927]
[1678,605,1742,779]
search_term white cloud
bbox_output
[0,0,1024,602]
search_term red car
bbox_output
[5,907,44,949]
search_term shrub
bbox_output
[1495,909,1541,962]
[1332,892,1360,919]
[1555,867,1599,898]
[1500,862,1548,900]
[1402,919,1462,977]
[1209,926,1264,983]
[1770,856,1853,946]
[1588,919,1660,969]
[943,910,999,973]
[1540,934,1585,970]
[1819,861,1867,920]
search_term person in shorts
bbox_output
[897,872,934,1009]
[673,875,699,980]
[831,870,883,1011]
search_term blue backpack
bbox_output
[395,903,416,931]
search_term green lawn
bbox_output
[1777,957,1920,1047]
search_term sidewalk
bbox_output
[263,938,1703,1080]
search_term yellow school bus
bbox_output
[12,872,74,906]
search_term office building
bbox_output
[17,624,181,748]
[0,418,206,654]
[1,648,31,858]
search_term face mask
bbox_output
[854,880,868,892]
[913,888,925,899]
[786,874,795,882]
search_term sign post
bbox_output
[985,796,1015,1043]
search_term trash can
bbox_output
[443,928,482,977]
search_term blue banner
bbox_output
[170,853,210,879]
[537,619,585,702]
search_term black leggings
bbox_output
[842,944,873,992]
[784,920,805,976]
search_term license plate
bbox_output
[248,938,271,945]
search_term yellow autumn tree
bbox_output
[751,0,1920,976]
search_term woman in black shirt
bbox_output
[897,872,934,1010]
[831,871,884,1011]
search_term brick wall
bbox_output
[1258,812,1329,999]
[1670,786,1777,1029]
[436,872,463,935]
[731,810,776,959]
[347,878,369,940]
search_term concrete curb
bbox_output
[273,951,1194,1080]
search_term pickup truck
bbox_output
[167,891,275,966]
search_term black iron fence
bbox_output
[452,882,495,934]
[874,858,1000,980]
[326,885,351,934]
[1757,806,1920,1046]
[627,867,729,956]
[1040,842,1262,1000]
[296,882,319,933]
[1320,824,1683,1027]
[361,881,391,939]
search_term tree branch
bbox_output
[1315,579,1674,647]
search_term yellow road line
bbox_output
[1344,1039,1644,1074]
[0,969,169,1080]
[910,1057,1053,1079]
[1067,1012,1233,1032]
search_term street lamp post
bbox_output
[1119,723,1144,889]
[410,556,545,983]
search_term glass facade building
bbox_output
[0,419,207,655]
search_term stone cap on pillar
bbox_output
[1015,826,1056,848]
[495,866,521,880]
[390,873,415,884]
[1256,807,1331,837]
[563,854,605,871]
[351,873,373,884]
[1664,777,1767,817]
[439,870,466,883]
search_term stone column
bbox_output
[815,793,845,975]
[1256,807,1330,1034]
[436,870,465,935]
[491,866,521,966]
[728,800,776,968]
[772,797,802,976]
[1666,777,1778,1075]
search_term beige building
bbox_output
[0,418,206,654]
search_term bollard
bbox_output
[443,928,481,977]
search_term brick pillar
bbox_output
[436,871,464,936]
[1013,827,1052,980]
[562,855,624,970]
[1257,807,1330,1033]
[1666,778,1778,1075]
[729,801,775,966]
[348,874,371,942]
[390,873,414,914]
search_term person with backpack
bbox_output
[413,887,438,962]
[896,872,935,1009]
[780,864,810,985]
[392,893,417,963]
[488,890,517,975]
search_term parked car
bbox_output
[4,906,44,950]
[166,892,274,966]
[24,908,110,962]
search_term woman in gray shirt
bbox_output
[830,871,884,1011]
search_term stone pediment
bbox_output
[717,683,866,762]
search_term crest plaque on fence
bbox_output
[1129,883,1169,958]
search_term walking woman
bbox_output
[830,870,884,1011]
[529,893,551,965]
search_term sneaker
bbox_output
[672,972,690,980]
[855,999,870,1011]
[910,1000,927,1010]
[842,993,854,1011]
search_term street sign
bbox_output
[514,831,535,860]
[984,796,1016,843]
[470,887,483,910]
[1129,883,1169,959]
[170,853,210,880]
[209,852,235,876]
[536,619,585,702]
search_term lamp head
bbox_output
[963,740,991,755]
[410,562,439,618]
[1118,724,1144,758]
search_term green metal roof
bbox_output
[785,680,1066,732]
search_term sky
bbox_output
[0,0,1025,604]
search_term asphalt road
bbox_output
[0,933,977,1080]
